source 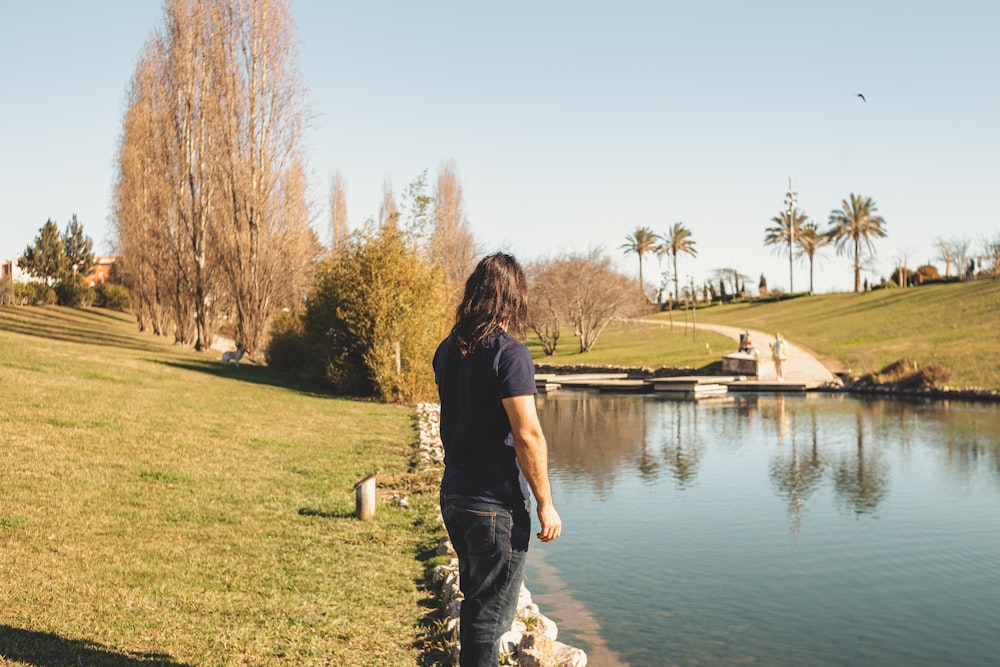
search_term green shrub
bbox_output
[54,280,93,307]
[94,283,132,311]
[264,309,326,385]
[14,282,57,306]
[301,222,449,402]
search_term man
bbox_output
[433,252,562,667]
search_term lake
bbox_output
[528,391,1000,667]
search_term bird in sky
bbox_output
[857,93,866,102]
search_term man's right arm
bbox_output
[502,394,562,543]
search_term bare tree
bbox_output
[330,170,349,251]
[212,0,313,355]
[711,267,751,297]
[113,39,178,337]
[935,236,970,278]
[431,161,478,301]
[526,259,566,356]
[379,178,399,229]
[114,0,313,355]
[982,233,1000,276]
[529,250,642,353]
[160,0,223,350]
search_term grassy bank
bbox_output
[526,280,1000,391]
[0,307,442,666]
[526,317,734,370]
[692,280,1000,390]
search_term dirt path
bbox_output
[636,320,837,386]
[694,323,837,385]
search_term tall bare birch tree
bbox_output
[431,160,477,300]
[114,0,312,355]
[212,0,312,355]
[113,41,177,338]
[330,170,349,250]
[159,0,221,350]
[379,178,399,229]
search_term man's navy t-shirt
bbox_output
[433,329,537,506]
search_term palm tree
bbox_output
[658,222,698,301]
[796,221,828,295]
[826,194,888,292]
[764,208,807,292]
[621,226,660,299]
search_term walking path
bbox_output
[695,323,837,386]
[636,320,838,387]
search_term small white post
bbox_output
[355,474,377,521]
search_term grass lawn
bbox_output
[0,306,444,666]
[527,316,734,370]
[691,279,1000,390]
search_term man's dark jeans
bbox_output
[441,493,530,667]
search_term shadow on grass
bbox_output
[156,360,338,399]
[414,538,452,667]
[0,307,168,354]
[298,506,355,519]
[0,625,193,666]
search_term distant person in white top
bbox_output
[771,333,788,381]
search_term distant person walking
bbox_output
[433,252,562,667]
[771,333,788,381]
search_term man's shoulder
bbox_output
[490,330,530,358]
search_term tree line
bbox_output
[624,190,1000,300]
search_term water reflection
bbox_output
[536,391,648,497]
[537,392,1000,529]
[652,398,705,488]
[533,392,1000,667]
[831,410,890,515]
[768,406,825,532]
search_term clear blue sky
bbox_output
[2,1,998,294]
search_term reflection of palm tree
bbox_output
[661,401,704,488]
[832,412,889,514]
[769,408,825,532]
[638,400,661,482]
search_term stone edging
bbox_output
[535,363,1000,403]
[415,403,588,667]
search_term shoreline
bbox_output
[533,364,1000,403]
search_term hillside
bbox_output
[0,306,440,666]
[691,280,1000,390]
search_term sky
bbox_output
[2,1,998,295]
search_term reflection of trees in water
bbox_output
[536,393,648,496]
[536,392,707,491]
[540,392,1000,514]
[832,411,889,515]
[851,397,1000,485]
[655,398,705,488]
[769,407,825,532]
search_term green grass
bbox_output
[527,317,734,370]
[0,306,443,666]
[526,280,1000,390]
[688,280,1000,389]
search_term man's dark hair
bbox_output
[449,252,528,355]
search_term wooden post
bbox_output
[355,474,377,521]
